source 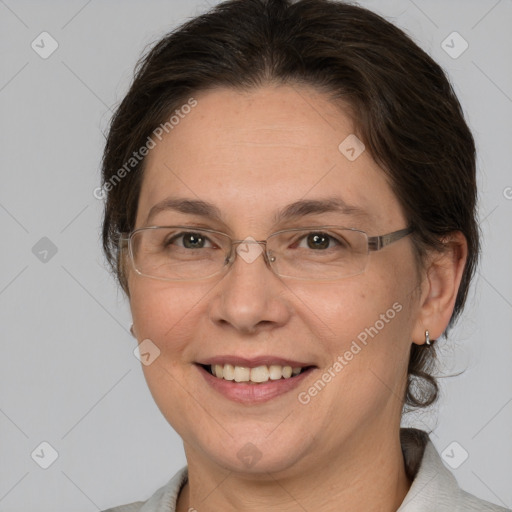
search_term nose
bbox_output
[208,242,291,334]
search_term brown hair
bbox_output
[101,0,479,411]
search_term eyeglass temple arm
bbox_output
[367,227,413,252]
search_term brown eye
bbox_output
[298,232,342,250]
[307,233,330,249]
[167,232,212,249]
[182,232,207,249]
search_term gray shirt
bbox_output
[103,428,510,511]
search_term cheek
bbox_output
[128,281,212,429]
[295,271,415,393]
[295,270,410,345]
[293,285,412,436]
[129,280,209,348]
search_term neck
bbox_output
[177,427,412,512]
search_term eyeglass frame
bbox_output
[118,225,413,282]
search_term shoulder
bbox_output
[102,503,145,512]
[399,428,510,511]
[101,467,188,512]
[457,489,511,511]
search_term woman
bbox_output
[100,0,509,510]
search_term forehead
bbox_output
[137,85,403,232]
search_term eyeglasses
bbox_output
[119,225,412,282]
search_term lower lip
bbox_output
[196,364,315,404]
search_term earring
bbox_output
[425,330,431,346]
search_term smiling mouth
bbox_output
[200,363,314,384]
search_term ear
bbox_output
[412,232,468,345]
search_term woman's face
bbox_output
[127,85,425,475]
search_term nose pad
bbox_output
[222,239,280,278]
[221,241,276,278]
[221,242,281,283]
[235,238,266,266]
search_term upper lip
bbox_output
[197,355,316,368]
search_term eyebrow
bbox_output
[145,197,369,225]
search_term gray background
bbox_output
[0,0,511,510]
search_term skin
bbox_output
[126,84,467,512]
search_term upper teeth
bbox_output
[211,364,303,383]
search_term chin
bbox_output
[187,428,313,477]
